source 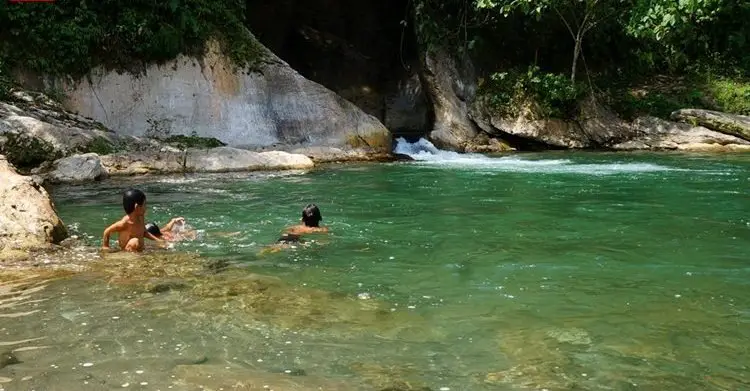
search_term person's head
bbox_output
[123,188,147,216]
[301,204,322,227]
[145,222,162,238]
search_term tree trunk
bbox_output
[571,33,582,84]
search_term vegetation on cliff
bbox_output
[1,0,749,123]
[0,0,265,77]
[415,0,750,119]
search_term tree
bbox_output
[477,0,620,84]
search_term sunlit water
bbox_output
[1,140,749,390]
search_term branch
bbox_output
[552,5,577,41]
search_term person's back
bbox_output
[102,189,153,252]
[284,204,328,235]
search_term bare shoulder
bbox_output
[106,216,129,231]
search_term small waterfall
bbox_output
[392,137,680,175]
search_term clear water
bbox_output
[1,143,749,390]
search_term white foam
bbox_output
[393,138,679,175]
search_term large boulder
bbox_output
[0,155,68,256]
[99,147,313,176]
[185,147,314,172]
[670,109,750,141]
[470,97,636,149]
[42,37,390,153]
[0,91,166,170]
[470,99,588,148]
[612,116,750,151]
[46,153,108,184]
[419,49,479,150]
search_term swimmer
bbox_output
[145,217,197,242]
[259,204,329,255]
[102,189,164,252]
[284,204,329,235]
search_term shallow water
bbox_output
[1,149,750,390]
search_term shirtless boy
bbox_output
[102,189,162,252]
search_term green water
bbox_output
[2,151,750,390]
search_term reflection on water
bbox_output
[1,152,749,390]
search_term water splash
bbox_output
[393,137,679,175]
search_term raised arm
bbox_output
[163,217,185,232]
[101,219,126,249]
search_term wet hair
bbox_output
[123,188,146,214]
[145,222,162,238]
[301,204,322,227]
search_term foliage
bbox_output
[480,66,581,118]
[706,77,750,116]
[160,135,226,150]
[0,0,264,77]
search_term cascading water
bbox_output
[393,137,681,175]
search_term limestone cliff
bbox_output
[34,37,390,153]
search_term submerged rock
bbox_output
[45,153,108,184]
[671,109,750,141]
[0,155,68,257]
[0,351,20,369]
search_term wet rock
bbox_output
[392,153,415,161]
[612,116,750,151]
[0,155,68,256]
[45,153,108,184]
[671,109,750,141]
[289,146,394,163]
[0,351,20,369]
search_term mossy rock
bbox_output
[81,136,118,155]
[346,131,392,151]
[0,133,62,169]
[160,135,226,150]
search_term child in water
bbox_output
[262,204,329,254]
[102,189,164,252]
[145,217,197,242]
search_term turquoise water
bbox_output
[2,150,750,390]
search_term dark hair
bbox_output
[145,222,162,238]
[123,188,146,214]
[301,204,322,227]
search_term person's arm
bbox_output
[163,217,185,232]
[102,219,125,249]
[144,231,168,247]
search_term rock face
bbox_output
[419,50,478,151]
[671,109,750,141]
[0,91,126,169]
[612,116,750,151]
[470,97,636,149]
[47,38,390,153]
[46,153,108,184]
[0,155,68,254]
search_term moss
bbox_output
[346,131,392,151]
[0,133,61,169]
[82,136,118,155]
[160,135,226,149]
